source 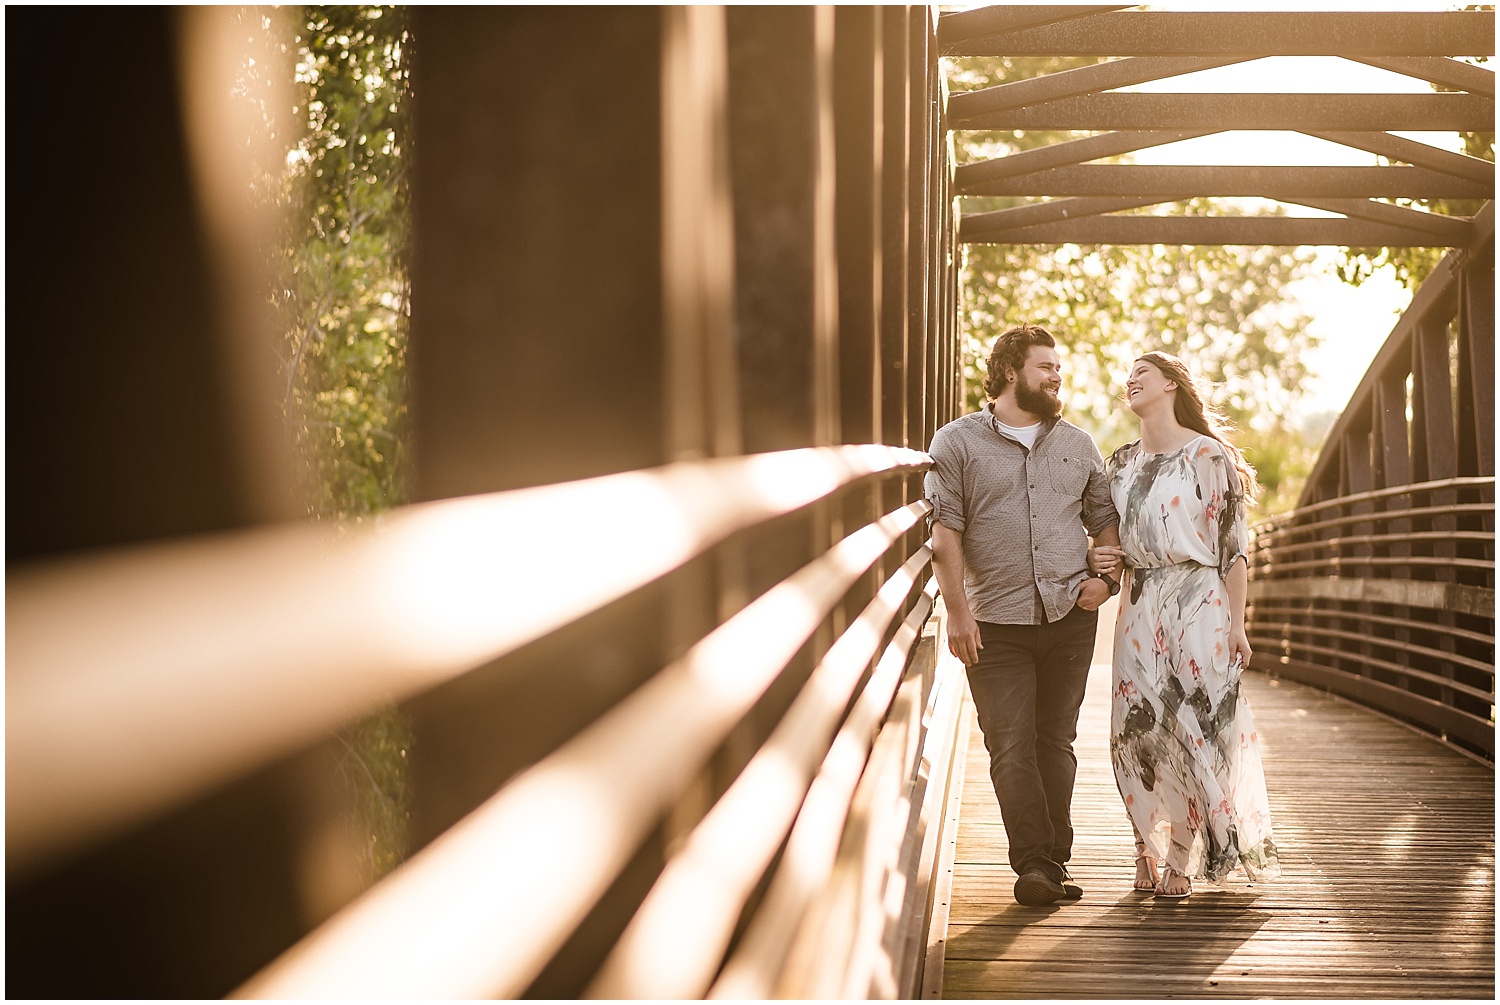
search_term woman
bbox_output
[1090,352,1281,899]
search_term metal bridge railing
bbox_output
[1247,205,1495,762]
[9,445,970,999]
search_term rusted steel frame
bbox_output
[941,11,1496,58]
[1296,204,1493,505]
[954,129,1215,187]
[1286,197,1473,243]
[947,55,1248,120]
[586,547,934,999]
[962,165,1492,201]
[961,195,1165,233]
[1255,476,1495,535]
[1254,654,1494,754]
[960,215,1465,246]
[1254,635,1493,704]
[236,501,933,1000]
[952,92,1494,133]
[1347,55,1496,98]
[936,4,1128,51]
[1302,130,1496,186]
[1250,600,1496,649]
[6,445,933,877]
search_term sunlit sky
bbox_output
[950,0,1488,417]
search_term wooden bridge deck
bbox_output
[936,604,1495,1000]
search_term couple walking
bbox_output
[926,323,1281,905]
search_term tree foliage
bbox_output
[232,4,415,886]
[947,57,1322,515]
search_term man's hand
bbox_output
[1076,576,1110,611]
[946,606,983,666]
[1089,544,1125,577]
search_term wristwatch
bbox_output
[1093,571,1121,596]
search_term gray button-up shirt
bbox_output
[924,404,1118,625]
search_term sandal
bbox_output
[1132,839,1159,893]
[1154,866,1192,899]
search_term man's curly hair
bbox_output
[982,324,1055,400]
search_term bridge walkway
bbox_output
[934,599,1495,1000]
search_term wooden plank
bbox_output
[942,11,1495,58]
[939,655,1495,1001]
[1247,571,1494,618]
[950,92,1494,133]
[1346,55,1496,98]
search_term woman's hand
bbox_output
[1228,625,1253,671]
[1090,544,1125,577]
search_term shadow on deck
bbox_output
[936,603,1495,1000]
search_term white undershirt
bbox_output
[996,419,1042,450]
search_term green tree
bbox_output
[233,4,415,887]
[948,56,1320,515]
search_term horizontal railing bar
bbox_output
[1247,600,1495,648]
[6,444,931,877]
[1252,621,1495,684]
[1259,657,1495,753]
[1254,508,1496,547]
[234,501,932,1000]
[1250,637,1494,706]
[1253,555,1494,575]
[708,577,942,1001]
[588,547,935,999]
[1256,530,1495,555]
[1251,475,1495,533]
[1248,576,1494,619]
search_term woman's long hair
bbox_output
[1137,351,1260,503]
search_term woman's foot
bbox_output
[1133,839,1159,892]
[1154,866,1191,899]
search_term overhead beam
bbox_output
[958,165,1494,201]
[947,56,1249,119]
[949,92,1494,133]
[942,11,1495,58]
[954,130,1216,186]
[936,5,1129,51]
[960,215,1474,247]
[1285,198,1474,243]
[1302,131,1496,186]
[961,196,1166,233]
[1346,56,1495,98]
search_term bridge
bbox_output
[5,6,1492,999]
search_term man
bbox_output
[925,323,1121,906]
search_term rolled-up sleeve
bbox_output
[924,429,967,534]
[1081,443,1119,537]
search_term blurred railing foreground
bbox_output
[6,6,966,998]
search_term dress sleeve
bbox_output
[1192,438,1248,579]
[923,427,967,534]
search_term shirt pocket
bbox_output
[1036,455,1088,499]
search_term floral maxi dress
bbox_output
[1107,434,1281,883]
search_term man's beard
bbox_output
[1015,375,1063,419]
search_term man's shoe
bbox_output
[1014,870,1066,906]
[1059,867,1084,900]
